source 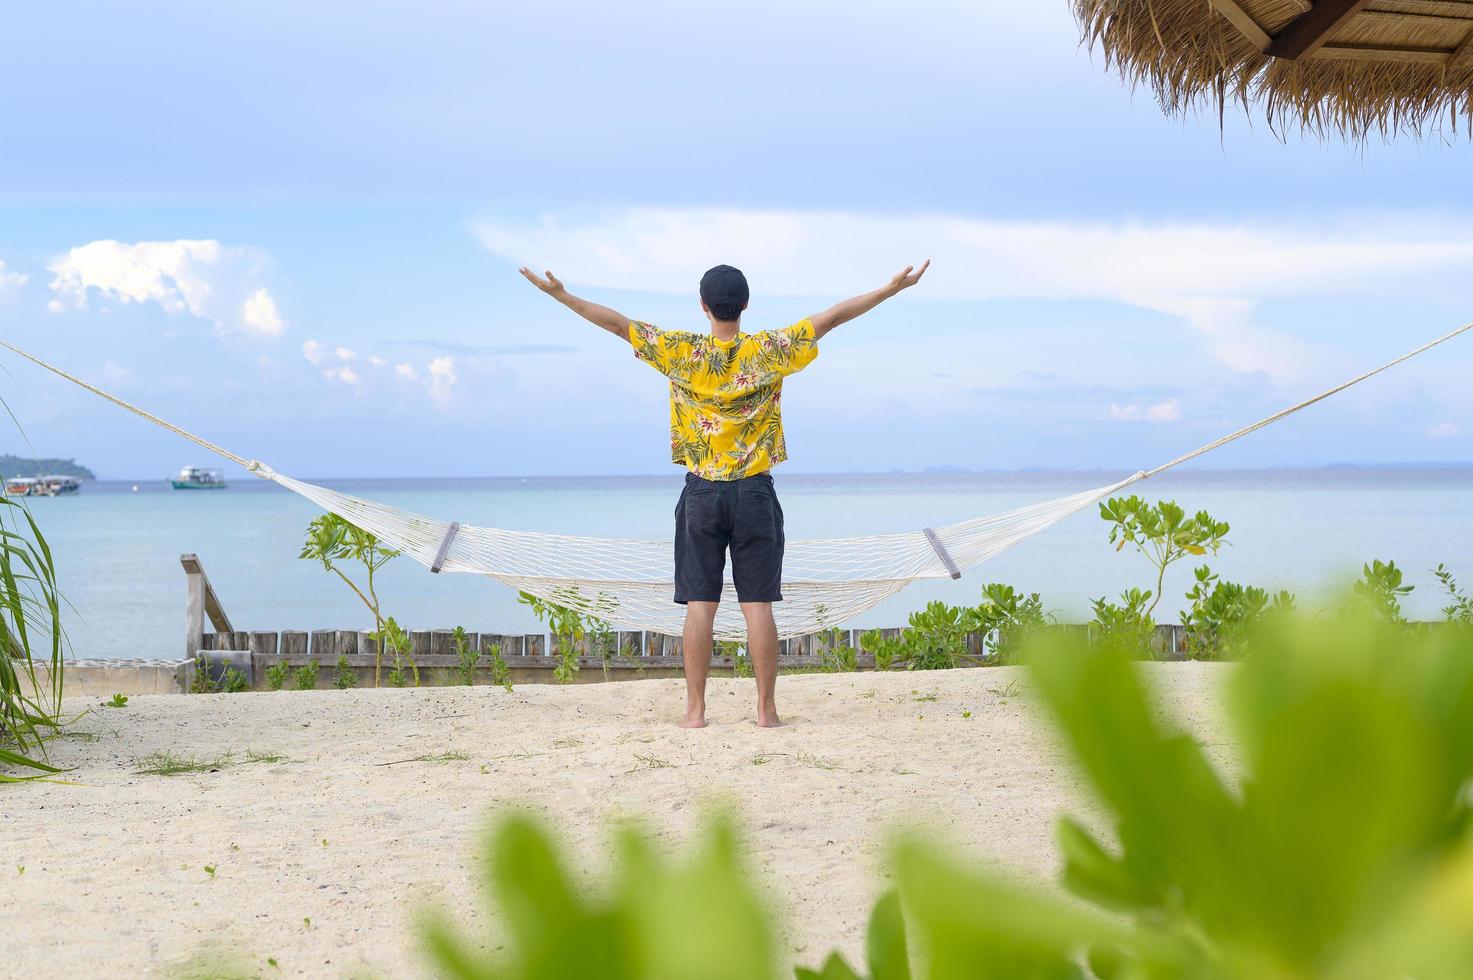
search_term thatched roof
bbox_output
[1075,0,1473,139]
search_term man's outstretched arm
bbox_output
[808,260,930,340]
[519,268,631,341]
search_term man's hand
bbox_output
[810,259,931,339]
[518,267,631,340]
[888,259,930,294]
[519,267,567,298]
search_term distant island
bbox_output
[0,454,96,479]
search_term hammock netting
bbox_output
[1,320,1467,642]
[274,473,1135,640]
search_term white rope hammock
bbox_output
[3,323,1469,641]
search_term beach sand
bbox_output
[5,664,1231,978]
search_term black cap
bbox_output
[699,265,749,321]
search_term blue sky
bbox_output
[1,0,1470,479]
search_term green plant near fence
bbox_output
[519,587,616,684]
[452,626,480,686]
[416,613,1473,979]
[1100,495,1230,619]
[1181,565,1296,660]
[300,513,399,686]
[333,652,357,689]
[0,467,65,782]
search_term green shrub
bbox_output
[418,812,779,979]
[452,627,479,686]
[519,588,616,684]
[265,659,291,691]
[973,582,1049,664]
[1100,495,1230,619]
[485,642,513,692]
[1181,565,1295,660]
[333,652,357,689]
[1351,558,1413,625]
[375,616,418,688]
[300,513,399,686]
[1090,587,1155,655]
[1434,563,1472,625]
[292,659,319,691]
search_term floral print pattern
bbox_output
[629,318,819,480]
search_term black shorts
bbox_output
[673,471,785,604]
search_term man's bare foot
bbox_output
[678,709,707,729]
[755,711,783,728]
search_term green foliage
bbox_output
[1090,587,1155,655]
[1352,558,1414,625]
[1181,565,1296,660]
[333,652,357,690]
[794,891,910,980]
[374,616,418,688]
[418,812,779,979]
[485,642,513,692]
[1434,563,1472,625]
[818,630,858,672]
[862,601,985,673]
[105,693,128,708]
[190,655,249,694]
[973,583,1049,664]
[220,665,249,693]
[520,588,616,684]
[300,513,399,685]
[1100,495,1230,618]
[921,614,1473,978]
[718,639,752,678]
[264,659,291,692]
[0,465,66,781]
[452,627,480,686]
[292,659,319,691]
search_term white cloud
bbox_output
[48,239,285,336]
[395,362,419,380]
[427,356,457,408]
[1429,421,1460,438]
[302,339,328,366]
[323,365,360,385]
[334,346,357,361]
[0,260,27,295]
[240,287,284,336]
[1109,399,1182,423]
[367,355,387,367]
[475,208,1473,385]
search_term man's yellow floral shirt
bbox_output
[628,319,819,480]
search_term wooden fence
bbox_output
[180,553,1193,689]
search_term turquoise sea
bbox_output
[23,468,1473,660]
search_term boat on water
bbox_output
[171,466,227,490]
[3,475,80,497]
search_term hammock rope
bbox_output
[3,322,1468,641]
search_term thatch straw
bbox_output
[1074,0,1473,140]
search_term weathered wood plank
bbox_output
[617,631,644,657]
[280,631,308,657]
[483,633,521,657]
[410,630,433,662]
[249,632,279,657]
[523,634,545,657]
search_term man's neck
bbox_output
[710,318,742,342]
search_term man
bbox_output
[519,260,930,727]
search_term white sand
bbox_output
[4,664,1231,978]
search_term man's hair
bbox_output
[699,265,749,321]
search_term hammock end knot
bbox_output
[246,460,276,480]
